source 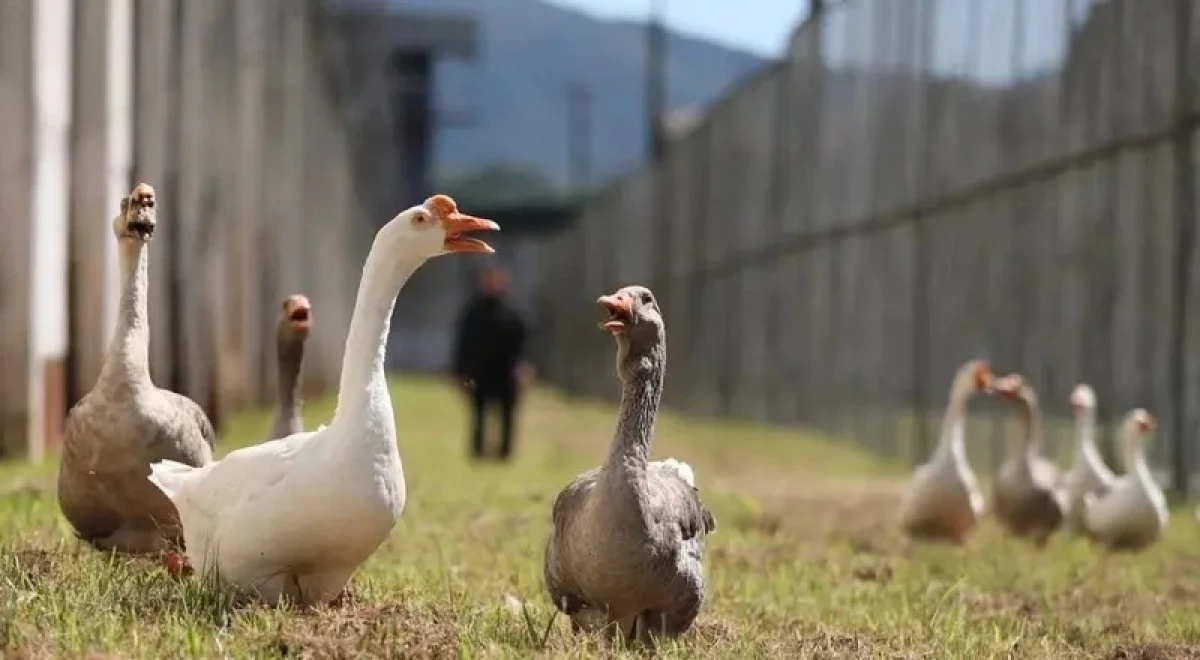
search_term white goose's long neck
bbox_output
[331,235,425,423]
[1074,409,1097,459]
[99,240,151,388]
[933,385,970,463]
[1124,433,1154,483]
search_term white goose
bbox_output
[1062,384,1116,536]
[146,195,498,605]
[897,359,993,544]
[1083,409,1168,552]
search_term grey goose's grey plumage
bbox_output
[57,183,215,555]
[543,285,716,646]
[267,294,312,441]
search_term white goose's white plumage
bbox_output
[1082,409,1168,552]
[1061,384,1116,536]
[146,195,498,605]
[897,359,993,544]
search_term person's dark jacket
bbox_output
[452,293,527,391]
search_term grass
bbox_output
[2,376,1200,659]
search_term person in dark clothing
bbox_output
[452,265,529,461]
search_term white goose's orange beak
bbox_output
[1133,410,1156,434]
[443,212,499,254]
[426,193,499,253]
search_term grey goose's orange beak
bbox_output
[283,294,312,332]
[597,293,633,334]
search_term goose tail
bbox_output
[656,457,697,488]
[147,459,197,502]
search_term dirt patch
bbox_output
[690,617,738,645]
[1104,642,1200,660]
[791,629,878,659]
[751,482,905,551]
[261,601,460,660]
[2,549,57,589]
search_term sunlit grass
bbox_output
[0,376,1197,658]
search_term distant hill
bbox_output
[392,0,767,186]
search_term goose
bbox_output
[267,294,313,441]
[57,183,215,555]
[543,285,716,646]
[1061,384,1116,536]
[1082,409,1168,551]
[990,373,1067,547]
[897,359,994,544]
[145,195,498,605]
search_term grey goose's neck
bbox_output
[269,331,306,439]
[1010,397,1044,459]
[99,240,152,388]
[603,343,666,476]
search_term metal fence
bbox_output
[540,0,1200,492]
[0,0,368,458]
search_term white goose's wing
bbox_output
[148,430,316,523]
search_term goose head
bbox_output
[278,295,312,366]
[113,183,157,242]
[388,194,499,259]
[950,359,994,400]
[1070,384,1097,418]
[1120,408,1156,453]
[597,285,664,378]
[280,294,312,338]
[993,373,1037,408]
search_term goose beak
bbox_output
[1134,411,1156,434]
[1069,392,1086,415]
[597,294,633,334]
[992,375,1021,399]
[973,363,994,393]
[284,295,312,332]
[442,212,499,254]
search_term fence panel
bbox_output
[535,0,1200,491]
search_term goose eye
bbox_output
[412,213,430,227]
[641,293,652,305]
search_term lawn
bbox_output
[1,376,1199,659]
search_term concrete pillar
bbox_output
[0,0,35,458]
[29,0,75,460]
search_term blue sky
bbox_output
[546,0,1083,86]
[544,0,805,57]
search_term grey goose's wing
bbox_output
[649,466,716,541]
[549,467,600,527]
[544,467,601,615]
[159,389,217,461]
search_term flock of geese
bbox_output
[898,359,1171,551]
[43,182,1183,648]
[54,183,712,646]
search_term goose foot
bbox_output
[164,551,192,579]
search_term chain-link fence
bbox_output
[540,0,1200,493]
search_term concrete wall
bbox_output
[539,0,1200,489]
